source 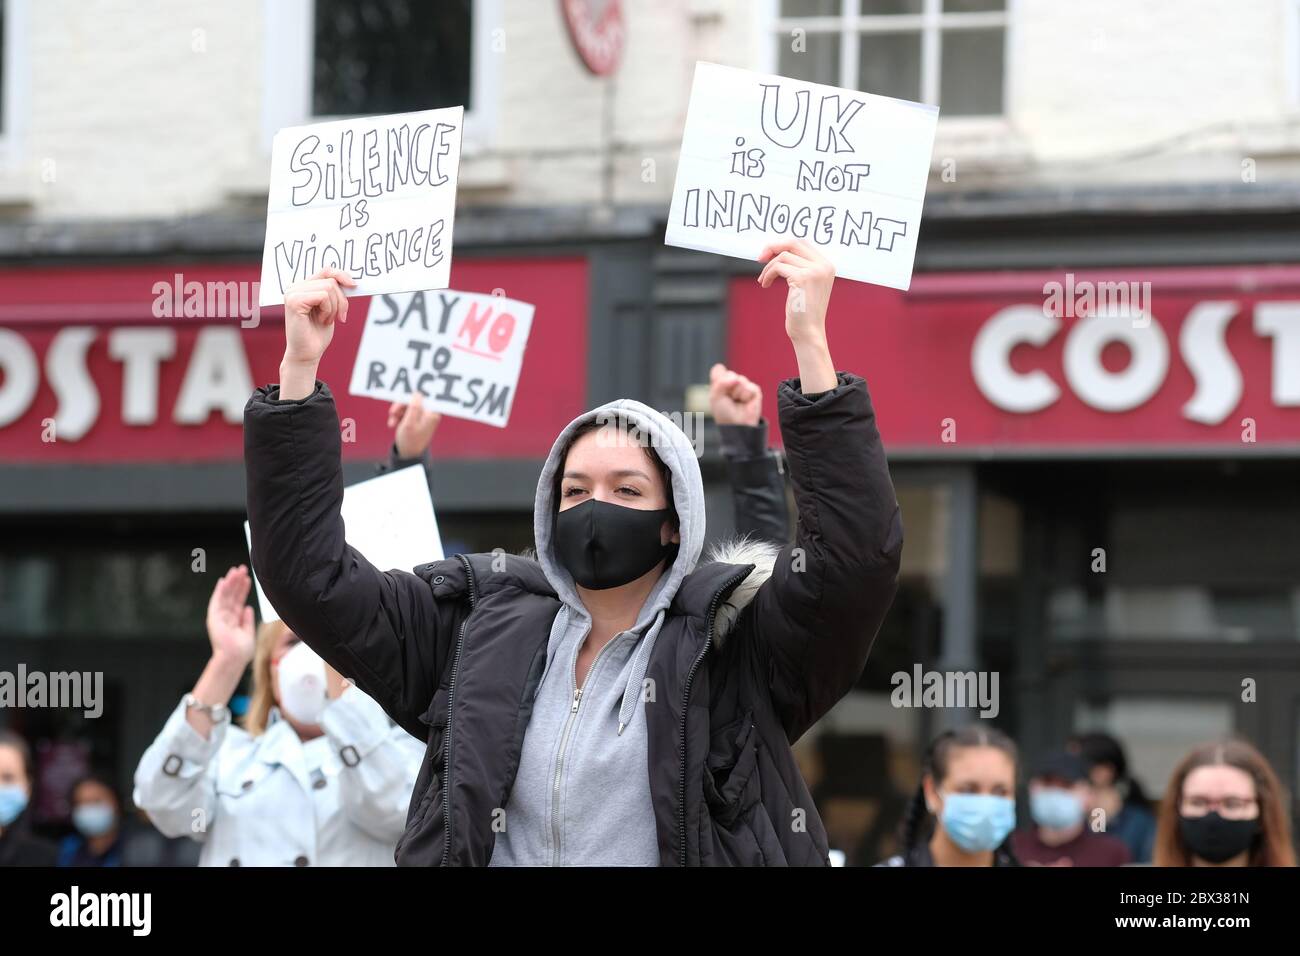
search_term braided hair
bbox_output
[899,725,1020,862]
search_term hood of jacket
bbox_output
[533,398,706,733]
[534,398,705,624]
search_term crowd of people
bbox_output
[1,246,1295,866]
[878,727,1294,868]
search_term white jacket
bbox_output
[133,687,423,866]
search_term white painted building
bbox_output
[2,0,1298,220]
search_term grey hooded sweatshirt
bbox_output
[487,399,705,866]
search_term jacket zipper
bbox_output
[550,622,623,866]
[441,554,477,866]
[678,566,751,866]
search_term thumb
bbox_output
[387,402,405,428]
[241,605,255,632]
[709,362,727,384]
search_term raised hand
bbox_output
[708,363,763,426]
[757,238,838,394]
[206,566,256,668]
[279,267,357,399]
[387,392,443,459]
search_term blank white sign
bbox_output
[245,464,444,624]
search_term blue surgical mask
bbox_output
[0,784,29,826]
[939,792,1016,853]
[1030,787,1085,830]
[72,802,117,838]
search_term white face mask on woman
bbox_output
[276,641,328,726]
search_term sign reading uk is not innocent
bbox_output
[259,106,464,307]
[666,62,940,291]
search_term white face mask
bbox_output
[276,641,328,726]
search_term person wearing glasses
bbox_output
[1154,738,1296,867]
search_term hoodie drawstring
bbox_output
[617,609,666,735]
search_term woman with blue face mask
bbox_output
[877,727,1020,867]
[0,730,57,867]
[57,774,124,867]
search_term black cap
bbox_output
[1033,751,1089,784]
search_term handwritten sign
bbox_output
[666,62,939,291]
[348,288,535,427]
[245,464,443,624]
[259,107,464,307]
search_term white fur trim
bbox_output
[706,536,780,645]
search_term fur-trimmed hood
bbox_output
[707,536,781,645]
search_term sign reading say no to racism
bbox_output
[348,289,535,428]
[666,62,939,291]
[259,106,464,306]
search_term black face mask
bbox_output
[1178,811,1260,864]
[554,499,673,590]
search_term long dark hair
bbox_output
[899,725,1019,855]
[1154,738,1295,867]
[1070,731,1152,810]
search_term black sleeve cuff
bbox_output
[717,421,770,461]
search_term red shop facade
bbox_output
[728,261,1300,855]
[3,216,1300,857]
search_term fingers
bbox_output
[311,267,357,289]
[732,374,760,404]
[231,566,251,607]
[289,276,352,325]
[758,257,801,288]
[760,237,825,265]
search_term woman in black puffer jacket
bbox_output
[245,238,903,866]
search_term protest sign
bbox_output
[348,288,535,428]
[259,106,464,306]
[244,464,443,623]
[666,62,939,291]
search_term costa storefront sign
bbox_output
[0,260,588,463]
[729,265,1300,452]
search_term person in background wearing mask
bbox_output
[57,773,126,866]
[1155,738,1296,867]
[245,239,902,865]
[0,730,57,866]
[1012,751,1130,866]
[133,567,425,866]
[878,726,1019,867]
[708,362,789,545]
[1069,731,1156,863]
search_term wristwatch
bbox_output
[183,693,230,724]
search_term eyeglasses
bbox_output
[1181,795,1258,818]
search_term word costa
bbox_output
[972,301,1300,424]
[0,325,252,441]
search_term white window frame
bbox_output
[0,0,30,171]
[762,0,1011,119]
[261,0,498,154]
[1287,0,1300,109]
